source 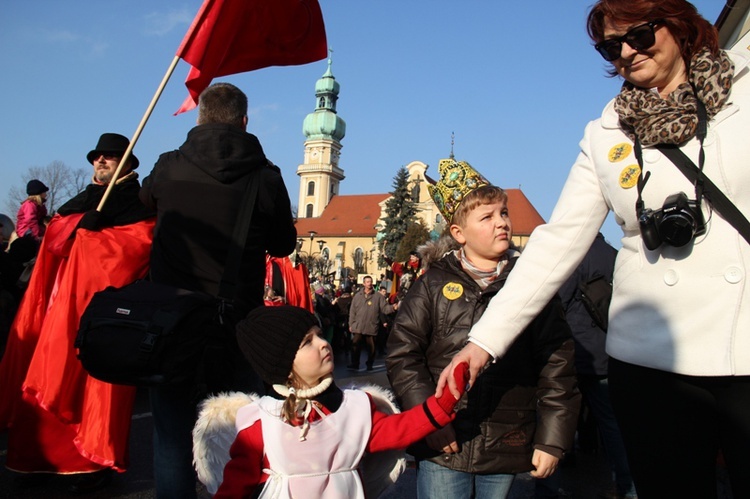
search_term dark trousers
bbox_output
[350,332,375,368]
[609,358,750,499]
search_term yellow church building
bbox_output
[294,59,545,284]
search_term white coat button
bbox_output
[725,267,743,284]
[643,150,661,163]
[663,269,679,286]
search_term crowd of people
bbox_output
[0,1,748,498]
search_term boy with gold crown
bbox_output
[386,158,581,498]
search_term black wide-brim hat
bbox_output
[86,133,139,169]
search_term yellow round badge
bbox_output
[618,165,640,189]
[442,282,464,300]
[608,143,633,163]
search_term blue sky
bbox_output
[0,1,725,247]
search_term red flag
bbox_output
[174,0,327,114]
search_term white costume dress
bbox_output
[236,389,371,499]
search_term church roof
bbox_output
[295,193,389,238]
[295,189,545,238]
[505,189,545,235]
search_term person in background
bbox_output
[388,158,580,499]
[385,250,422,300]
[348,275,396,371]
[376,286,395,355]
[537,233,636,499]
[0,132,155,492]
[140,82,296,499]
[331,284,353,355]
[439,2,750,497]
[15,179,49,243]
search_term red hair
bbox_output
[587,0,718,74]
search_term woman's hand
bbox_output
[425,425,459,454]
[529,449,559,479]
[435,343,491,399]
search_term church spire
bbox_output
[297,54,346,219]
[303,50,346,141]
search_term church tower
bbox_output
[297,56,346,218]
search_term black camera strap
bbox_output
[651,99,750,247]
[656,145,750,246]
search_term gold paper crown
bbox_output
[428,158,491,223]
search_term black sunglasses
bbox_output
[595,20,664,61]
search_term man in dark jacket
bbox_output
[554,233,635,499]
[140,82,296,499]
[348,275,395,371]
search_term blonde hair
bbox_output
[450,185,508,227]
[27,194,45,206]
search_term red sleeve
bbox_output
[214,421,269,499]
[366,394,454,453]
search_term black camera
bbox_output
[638,192,706,250]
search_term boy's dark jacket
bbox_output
[386,239,580,474]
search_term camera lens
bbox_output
[660,214,694,247]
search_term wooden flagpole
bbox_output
[96,55,181,212]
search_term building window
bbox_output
[319,97,325,108]
[307,181,315,196]
[354,247,365,273]
[306,204,313,218]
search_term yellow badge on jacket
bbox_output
[619,165,640,189]
[442,282,464,300]
[608,143,633,163]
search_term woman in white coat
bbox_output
[438,1,750,498]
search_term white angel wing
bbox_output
[192,391,258,495]
[356,383,408,498]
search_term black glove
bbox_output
[76,210,113,232]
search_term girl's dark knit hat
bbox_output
[236,305,319,385]
[26,179,49,196]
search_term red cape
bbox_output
[0,213,155,472]
[264,255,313,312]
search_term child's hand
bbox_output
[435,362,469,414]
[425,425,459,454]
[529,449,559,479]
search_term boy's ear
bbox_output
[450,224,466,245]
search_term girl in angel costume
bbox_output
[193,305,468,498]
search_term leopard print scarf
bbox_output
[614,47,734,146]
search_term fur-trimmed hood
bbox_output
[417,234,522,272]
[417,235,460,271]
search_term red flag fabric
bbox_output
[175,0,327,114]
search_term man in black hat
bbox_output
[140,82,296,499]
[0,132,154,492]
[57,132,151,226]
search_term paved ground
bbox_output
[0,350,735,498]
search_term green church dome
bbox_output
[303,59,346,141]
